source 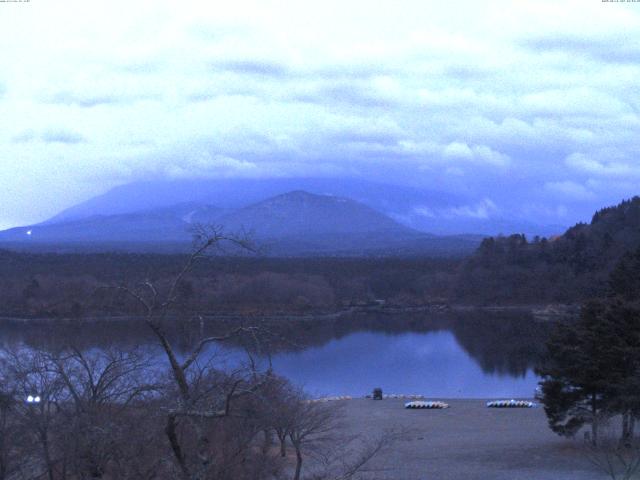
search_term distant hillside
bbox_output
[43,177,561,236]
[0,191,483,256]
[0,203,225,244]
[456,196,640,304]
[47,177,463,225]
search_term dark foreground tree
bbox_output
[537,300,640,446]
[537,302,617,445]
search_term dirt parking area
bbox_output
[337,398,605,480]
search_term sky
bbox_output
[1,0,639,230]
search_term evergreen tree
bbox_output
[537,300,640,446]
[609,247,640,303]
[537,302,618,445]
[602,302,640,445]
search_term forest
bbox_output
[459,196,640,304]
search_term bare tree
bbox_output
[584,420,640,480]
[284,393,397,480]
[260,375,299,458]
[50,347,158,479]
[5,348,67,480]
[111,226,279,479]
[289,401,340,480]
[0,370,25,480]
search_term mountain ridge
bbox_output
[43,177,562,236]
[0,190,481,256]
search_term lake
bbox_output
[265,330,540,398]
[0,310,550,399]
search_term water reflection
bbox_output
[268,330,540,398]
[0,310,550,398]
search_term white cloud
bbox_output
[414,199,498,220]
[413,206,436,218]
[544,180,595,200]
[565,152,637,177]
[445,199,498,219]
[443,142,510,167]
[520,88,631,118]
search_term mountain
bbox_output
[0,190,482,256]
[213,190,435,255]
[217,190,414,238]
[47,177,462,223]
[43,177,561,236]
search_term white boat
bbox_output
[405,400,449,409]
[486,399,535,408]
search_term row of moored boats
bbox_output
[404,399,536,409]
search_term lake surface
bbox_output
[265,330,540,398]
[0,311,549,399]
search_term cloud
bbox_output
[413,206,436,218]
[523,33,640,64]
[413,198,498,220]
[565,152,637,178]
[213,59,289,77]
[1,0,640,229]
[443,142,510,167]
[321,83,394,108]
[42,129,86,144]
[418,88,508,115]
[324,117,405,146]
[445,199,498,219]
[544,180,595,200]
[312,63,396,81]
[519,88,630,118]
[12,130,37,143]
[45,90,160,107]
[163,154,259,178]
[292,80,398,108]
[12,129,86,144]
[118,60,163,75]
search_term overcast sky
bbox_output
[1,0,639,230]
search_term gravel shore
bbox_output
[338,398,604,480]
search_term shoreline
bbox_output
[0,302,578,323]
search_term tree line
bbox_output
[0,251,458,318]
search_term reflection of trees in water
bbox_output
[448,311,550,377]
[254,311,550,377]
[0,311,551,377]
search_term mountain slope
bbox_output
[47,177,463,224]
[213,190,434,254]
[0,190,483,256]
[456,196,640,303]
[45,177,561,236]
[0,203,225,244]
[217,190,418,238]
